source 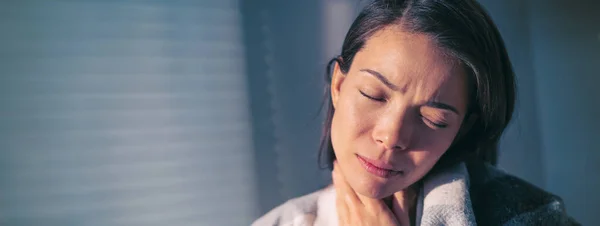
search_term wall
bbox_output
[477,0,545,188]
[0,1,258,225]
[529,1,600,224]
[241,0,327,215]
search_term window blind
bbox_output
[0,0,258,225]
[249,0,329,210]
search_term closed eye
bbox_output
[359,90,385,102]
[420,114,448,129]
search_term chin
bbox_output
[349,171,417,199]
[350,174,395,199]
[356,187,390,199]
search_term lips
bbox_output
[356,154,401,178]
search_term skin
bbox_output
[330,25,471,224]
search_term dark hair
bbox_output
[319,0,516,171]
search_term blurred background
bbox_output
[0,0,598,225]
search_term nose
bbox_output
[372,109,414,151]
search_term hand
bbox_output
[332,161,400,226]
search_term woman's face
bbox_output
[330,26,470,199]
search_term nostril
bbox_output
[394,143,405,151]
[373,131,409,151]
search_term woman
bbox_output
[253,0,579,225]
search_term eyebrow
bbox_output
[360,68,460,115]
[426,102,460,115]
[359,69,400,91]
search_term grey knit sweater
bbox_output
[252,162,580,226]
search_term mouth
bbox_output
[356,154,402,178]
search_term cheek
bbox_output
[330,93,375,156]
[409,129,460,170]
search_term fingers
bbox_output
[332,161,400,226]
[333,161,365,225]
[332,162,350,225]
[332,161,362,206]
[333,161,390,212]
[356,191,390,213]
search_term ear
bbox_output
[330,61,346,109]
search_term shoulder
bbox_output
[466,162,580,225]
[251,186,336,226]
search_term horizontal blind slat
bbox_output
[0,0,257,225]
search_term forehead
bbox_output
[351,26,468,106]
